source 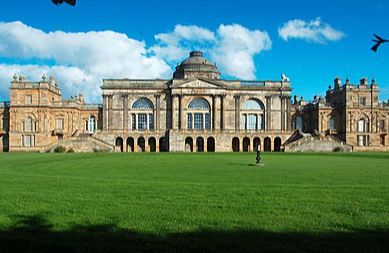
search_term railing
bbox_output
[240,81,266,86]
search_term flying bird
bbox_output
[371,34,389,52]
[52,0,76,6]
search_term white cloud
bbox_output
[0,21,171,102]
[151,24,272,80]
[151,24,216,62]
[0,22,272,102]
[278,17,345,43]
[211,24,271,80]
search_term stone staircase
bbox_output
[42,134,114,153]
[284,130,352,152]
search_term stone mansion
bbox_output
[1,51,388,152]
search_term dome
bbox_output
[173,51,220,79]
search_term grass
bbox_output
[0,152,388,252]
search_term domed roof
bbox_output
[173,51,220,80]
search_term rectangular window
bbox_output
[258,114,264,130]
[131,114,136,130]
[148,114,154,130]
[379,120,385,131]
[241,114,246,130]
[359,96,366,106]
[138,113,147,131]
[357,135,368,146]
[187,113,192,130]
[56,118,64,130]
[194,113,203,130]
[23,135,34,147]
[205,113,211,129]
[248,114,257,130]
[25,95,32,105]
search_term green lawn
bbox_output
[0,152,388,252]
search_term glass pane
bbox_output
[194,113,203,129]
[131,114,136,130]
[248,114,257,130]
[138,113,147,130]
[241,115,246,130]
[187,113,192,130]
[205,113,211,129]
[149,114,154,130]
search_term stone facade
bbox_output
[292,77,389,151]
[1,51,388,152]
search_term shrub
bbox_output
[54,146,66,153]
[67,148,75,153]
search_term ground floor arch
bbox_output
[243,137,250,152]
[137,137,145,152]
[115,137,124,152]
[253,137,261,151]
[264,137,271,152]
[148,137,156,152]
[127,137,134,152]
[232,137,240,152]
[159,137,168,152]
[274,137,282,152]
[207,137,215,152]
[196,137,204,152]
[185,137,193,152]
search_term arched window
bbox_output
[24,117,33,132]
[329,117,336,130]
[131,98,154,131]
[358,118,369,133]
[295,116,303,130]
[241,99,265,131]
[188,98,209,110]
[187,98,211,130]
[132,98,154,109]
[88,115,96,134]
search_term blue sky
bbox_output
[0,0,388,102]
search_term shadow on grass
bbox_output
[0,214,388,252]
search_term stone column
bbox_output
[172,95,179,130]
[234,95,241,131]
[280,95,285,131]
[286,96,291,131]
[179,95,184,130]
[154,94,161,131]
[123,94,128,131]
[108,95,113,131]
[265,95,272,130]
[213,95,221,131]
[102,95,108,131]
[221,95,225,130]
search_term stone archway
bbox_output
[207,137,215,152]
[243,137,250,152]
[196,137,204,152]
[185,137,193,152]
[264,137,271,152]
[148,137,156,152]
[274,137,282,152]
[115,137,124,152]
[137,137,145,152]
[232,137,240,152]
[253,137,261,151]
[159,137,168,152]
[127,137,134,152]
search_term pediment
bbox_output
[171,78,225,89]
